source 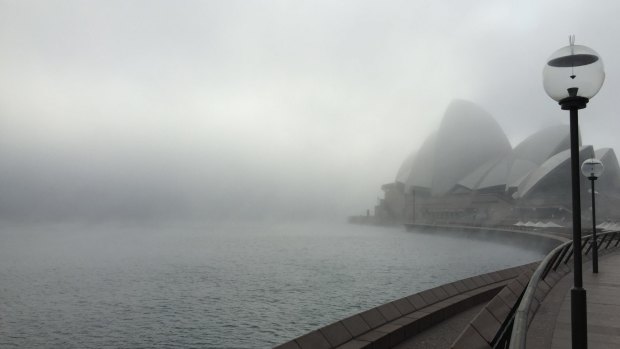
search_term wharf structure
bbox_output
[352,100,620,228]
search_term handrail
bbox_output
[509,240,570,348]
[508,230,620,348]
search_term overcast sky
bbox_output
[2,0,620,223]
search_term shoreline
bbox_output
[274,224,566,348]
[274,261,538,349]
[404,222,570,244]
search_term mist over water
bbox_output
[3,1,620,225]
[0,221,548,348]
[3,1,620,348]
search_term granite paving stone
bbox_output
[461,278,477,291]
[449,324,492,349]
[480,273,494,285]
[394,304,487,349]
[377,302,402,321]
[295,331,331,349]
[470,276,486,288]
[470,308,501,343]
[431,286,449,301]
[488,271,503,283]
[392,297,415,315]
[359,308,387,329]
[442,283,460,297]
[274,340,302,349]
[419,289,440,305]
[334,339,371,349]
[406,293,427,310]
[485,296,512,323]
[452,280,468,293]
[497,286,518,306]
[341,315,371,337]
[527,251,620,349]
[319,321,353,347]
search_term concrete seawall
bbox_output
[404,223,570,245]
[274,225,568,349]
[274,263,538,349]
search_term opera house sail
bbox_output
[356,100,620,228]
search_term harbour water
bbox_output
[0,221,550,348]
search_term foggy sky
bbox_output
[2,0,620,222]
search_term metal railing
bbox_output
[506,230,620,349]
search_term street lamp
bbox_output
[543,36,605,349]
[581,158,604,273]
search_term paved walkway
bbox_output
[393,304,485,349]
[528,252,620,349]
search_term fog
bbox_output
[2,0,620,223]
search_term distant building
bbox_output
[363,99,620,227]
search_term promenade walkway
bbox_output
[527,252,620,349]
[393,304,485,349]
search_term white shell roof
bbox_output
[403,132,437,189]
[594,148,620,190]
[448,124,572,192]
[513,125,572,165]
[516,145,594,198]
[507,158,538,188]
[400,99,511,195]
[394,107,600,199]
[478,157,512,189]
[458,157,503,190]
[395,151,417,184]
[430,100,511,195]
[458,156,512,191]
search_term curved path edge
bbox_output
[274,262,538,349]
[404,223,570,244]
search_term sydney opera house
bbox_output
[364,99,620,228]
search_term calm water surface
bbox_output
[0,221,550,348]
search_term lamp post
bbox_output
[543,36,605,349]
[581,158,604,273]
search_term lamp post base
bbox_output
[571,287,588,349]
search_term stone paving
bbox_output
[393,304,485,349]
[528,252,620,349]
[274,264,532,349]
